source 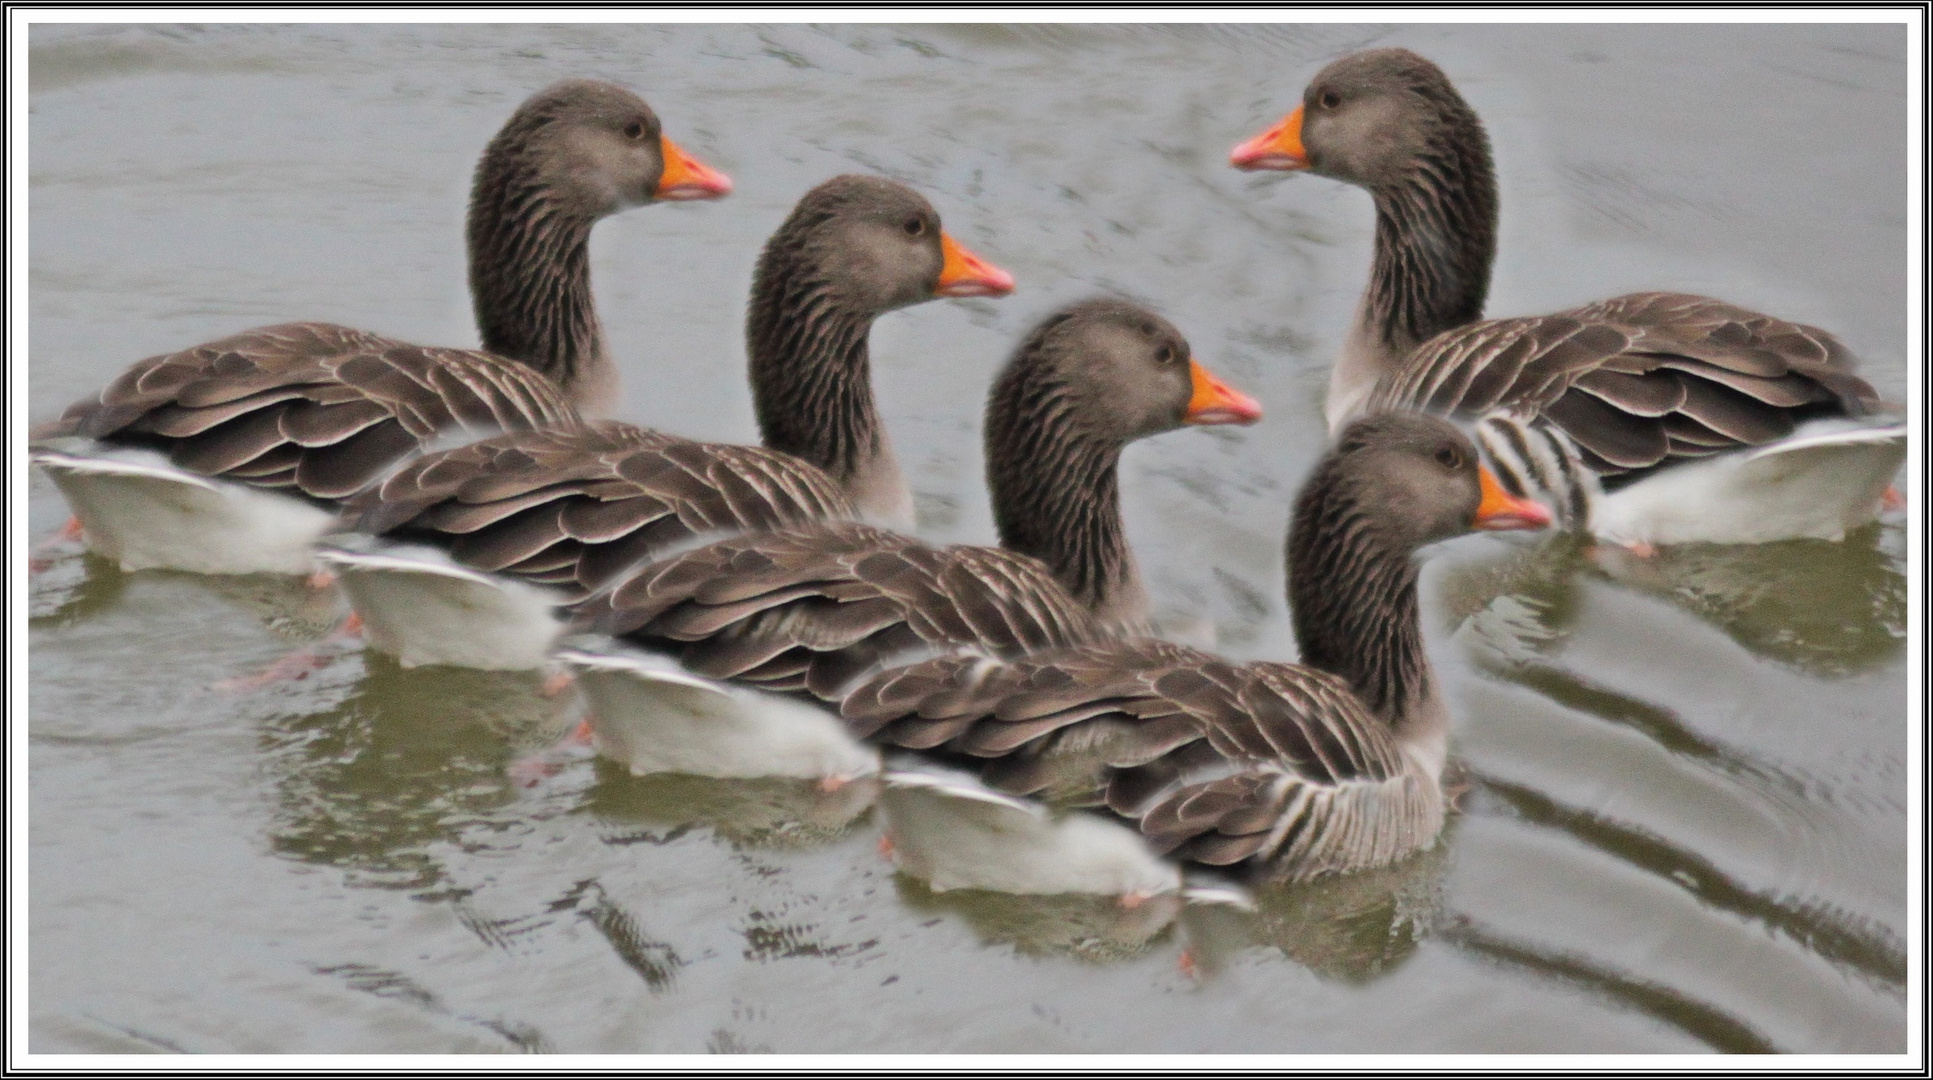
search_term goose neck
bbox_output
[466,165,609,414]
[984,370,1146,633]
[1287,475,1438,736]
[1332,134,1497,430]
[747,282,909,527]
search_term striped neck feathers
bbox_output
[1287,460,1434,729]
[746,234,904,524]
[467,139,607,412]
[984,358,1146,632]
[1356,99,1498,373]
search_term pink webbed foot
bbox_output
[507,755,564,789]
[1882,485,1905,513]
[540,670,577,698]
[818,775,849,794]
[877,832,896,860]
[1118,890,1154,911]
[508,716,597,788]
[212,649,330,693]
[30,516,85,574]
[1177,947,1199,980]
[306,569,337,591]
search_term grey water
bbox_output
[26,22,1909,1054]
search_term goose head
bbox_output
[1320,412,1551,554]
[986,299,1260,627]
[995,299,1261,450]
[484,79,731,221]
[768,174,1015,316]
[1230,49,1486,195]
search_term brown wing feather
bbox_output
[842,641,1439,877]
[342,423,858,599]
[36,321,578,503]
[1367,292,1884,478]
[577,521,1110,700]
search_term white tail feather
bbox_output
[33,445,334,575]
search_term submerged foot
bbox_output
[507,716,598,788]
[29,516,85,574]
[212,649,331,692]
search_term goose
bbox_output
[1230,48,1904,548]
[29,79,731,577]
[838,412,1552,884]
[562,298,1262,782]
[322,175,1016,670]
[875,756,1262,921]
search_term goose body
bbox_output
[317,538,567,670]
[558,642,880,783]
[566,301,1260,784]
[577,300,1263,694]
[31,444,340,576]
[31,81,730,575]
[841,414,1552,881]
[877,762,1181,898]
[1232,50,1902,545]
[331,176,1016,669]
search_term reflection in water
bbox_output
[550,878,687,992]
[259,657,570,890]
[891,876,1186,963]
[310,962,549,1052]
[579,766,879,850]
[1583,523,1906,677]
[1473,774,1907,995]
[1244,838,1452,984]
[885,825,1455,979]
[1438,523,1906,678]
[1437,915,1777,1054]
[28,551,127,626]
[29,551,344,641]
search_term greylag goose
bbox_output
[324,175,1016,670]
[576,299,1263,682]
[561,299,1262,782]
[30,80,731,576]
[1230,48,1904,548]
[839,412,1552,883]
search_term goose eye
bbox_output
[903,217,926,237]
[1155,345,1175,364]
[1318,89,1341,110]
[623,120,647,140]
[1434,445,1462,469]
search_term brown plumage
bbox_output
[36,80,721,505]
[1236,48,1886,500]
[342,176,1013,597]
[573,298,1259,693]
[1363,292,1877,484]
[838,413,1551,881]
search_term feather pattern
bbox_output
[575,520,1115,698]
[37,322,579,503]
[31,82,708,518]
[1290,50,1893,542]
[344,423,854,600]
[834,415,1486,880]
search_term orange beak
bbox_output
[1230,106,1307,171]
[655,136,733,200]
[935,232,1016,298]
[1474,467,1553,531]
[1184,359,1264,426]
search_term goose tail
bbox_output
[31,440,335,575]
